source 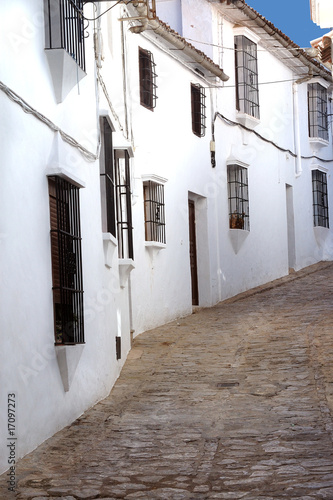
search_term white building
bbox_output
[1,0,332,476]
[310,0,333,28]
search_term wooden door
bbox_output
[188,200,199,305]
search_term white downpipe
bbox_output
[292,82,302,177]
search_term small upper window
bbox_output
[312,169,329,228]
[191,84,206,137]
[228,164,250,231]
[308,83,328,141]
[139,48,157,110]
[143,180,166,244]
[234,35,259,119]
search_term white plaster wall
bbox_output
[124,31,215,335]
[156,0,183,34]
[181,0,214,59]
[0,1,131,474]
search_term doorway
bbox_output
[188,199,199,305]
[286,184,296,272]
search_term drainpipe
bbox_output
[292,82,302,177]
[121,13,130,140]
[292,72,315,177]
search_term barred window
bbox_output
[235,35,259,119]
[308,83,328,141]
[48,176,84,345]
[100,117,116,237]
[312,169,329,228]
[143,181,166,243]
[44,0,85,71]
[228,165,250,231]
[115,150,134,260]
[191,83,206,137]
[139,48,157,110]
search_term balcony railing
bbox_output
[45,0,86,72]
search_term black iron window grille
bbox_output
[49,176,84,345]
[100,117,116,237]
[308,83,328,141]
[312,169,329,228]
[139,48,157,110]
[191,83,206,137]
[45,0,86,72]
[115,150,134,260]
[228,164,250,231]
[143,181,166,243]
[234,35,259,119]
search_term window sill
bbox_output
[55,344,85,392]
[145,241,166,249]
[314,225,330,247]
[228,228,250,254]
[45,48,86,103]
[145,241,166,263]
[103,233,118,268]
[119,259,135,288]
[309,137,329,151]
[236,112,260,130]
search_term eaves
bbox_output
[126,4,229,82]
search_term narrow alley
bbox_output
[2,262,333,500]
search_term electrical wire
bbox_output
[0,81,99,163]
[205,77,312,89]
[213,111,333,163]
[184,37,316,53]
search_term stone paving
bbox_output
[2,261,333,499]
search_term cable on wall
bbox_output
[213,111,333,163]
[0,81,99,163]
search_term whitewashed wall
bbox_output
[0,0,131,474]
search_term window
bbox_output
[234,35,259,119]
[48,176,84,345]
[100,119,134,259]
[308,83,328,141]
[228,165,249,231]
[139,48,157,110]
[115,150,134,259]
[44,0,85,71]
[191,84,206,137]
[312,169,329,228]
[100,117,116,237]
[143,181,166,243]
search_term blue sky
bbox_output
[245,0,331,48]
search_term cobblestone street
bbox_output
[2,262,333,499]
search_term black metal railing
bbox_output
[49,176,84,344]
[235,35,259,119]
[139,48,157,110]
[312,169,329,228]
[191,83,206,137]
[45,0,86,72]
[228,164,250,231]
[144,181,166,243]
[308,83,329,141]
[115,151,134,260]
